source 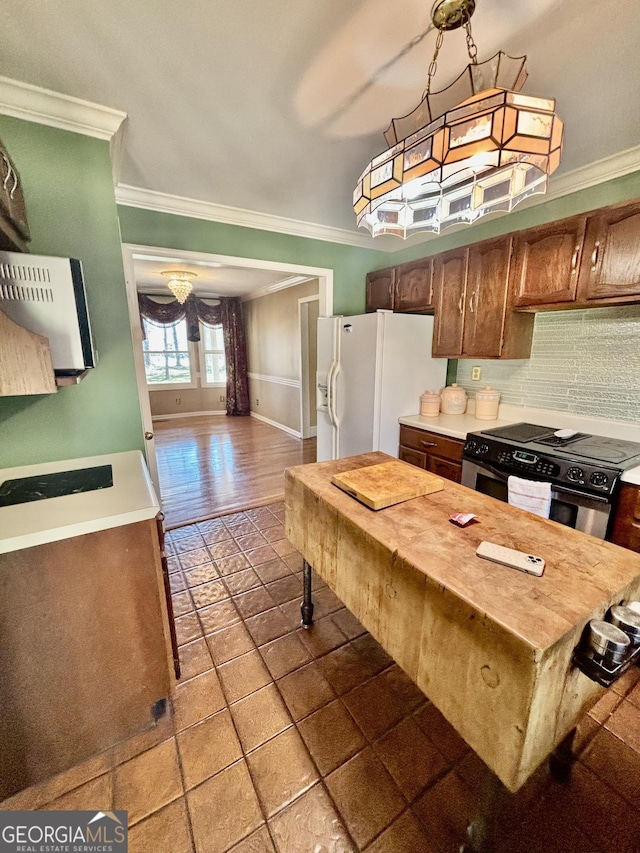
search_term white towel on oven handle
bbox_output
[507,475,552,519]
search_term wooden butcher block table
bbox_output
[284,452,640,794]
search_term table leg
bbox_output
[549,727,577,783]
[300,560,314,628]
[463,773,503,853]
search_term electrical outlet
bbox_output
[175,396,181,404]
[255,398,259,406]
[219,395,226,402]
[471,366,482,381]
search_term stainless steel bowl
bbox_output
[587,619,630,664]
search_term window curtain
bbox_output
[138,293,250,416]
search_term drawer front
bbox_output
[399,426,464,461]
[399,445,427,469]
[428,456,462,484]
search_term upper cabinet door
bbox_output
[394,257,434,313]
[580,202,640,300]
[511,217,587,307]
[463,238,512,358]
[365,267,395,313]
[432,248,468,357]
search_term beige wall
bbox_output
[149,386,226,417]
[244,279,320,433]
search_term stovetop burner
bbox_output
[480,423,556,443]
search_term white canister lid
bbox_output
[476,386,500,401]
[421,390,440,400]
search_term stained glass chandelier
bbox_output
[160,270,197,304]
[353,0,564,238]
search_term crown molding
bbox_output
[242,275,315,302]
[116,145,640,253]
[115,184,377,249]
[0,76,126,141]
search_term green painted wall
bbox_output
[0,117,144,468]
[117,207,388,317]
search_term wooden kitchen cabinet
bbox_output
[431,247,467,357]
[394,257,434,312]
[578,201,640,302]
[0,136,30,251]
[610,483,640,553]
[514,200,640,310]
[399,424,464,483]
[432,238,534,359]
[365,266,395,312]
[0,517,175,800]
[511,216,587,307]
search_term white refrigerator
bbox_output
[316,311,448,461]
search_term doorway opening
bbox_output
[121,243,332,524]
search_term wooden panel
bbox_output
[610,483,640,553]
[332,460,443,509]
[0,520,172,800]
[365,268,395,313]
[432,248,467,357]
[285,453,640,792]
[399,425,463,461]
[428,455,462,483]
[398,445,427,469]
[463,238,511,358]
[511,217,586,307]
[395,258,433,312]
[0,308,57,396]
[581,203,640,300]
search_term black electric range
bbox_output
[462,422,640,500]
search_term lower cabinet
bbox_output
[610,483,640,553]
[399,425,464,483]
[0,518,175,801]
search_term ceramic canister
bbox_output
[440,383,467,415]
[474,386,501,420]
[420,390,441,417]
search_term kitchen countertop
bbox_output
[399,401,640,484]
[285,451,640,790]
[0,451,160,554]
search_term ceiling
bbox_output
[2,0,640,271]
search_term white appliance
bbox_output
[317,311,447,461]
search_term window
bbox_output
[142,317,195,387]
[200,323,227,386]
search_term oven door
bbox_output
[461,459,611,539]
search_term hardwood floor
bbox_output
[154,415,317,529]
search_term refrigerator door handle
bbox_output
[329,360,341,428]
[326,360,337,428]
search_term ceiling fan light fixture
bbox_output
[354,0,563,239]
[160,270,197,304]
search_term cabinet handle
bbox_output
[458,295,463,314]
[468,291,477,313]
[421,440,438,447]
[8,167,18,200]
[1,154,11,191]
[570,245,580,273]
[591,241,600,271]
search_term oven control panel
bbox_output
[463,436,619,497]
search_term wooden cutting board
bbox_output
[331,460,444,510]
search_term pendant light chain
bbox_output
[425,28,445,97]
[464,16,478,64]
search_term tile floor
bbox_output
[3,502,640,852]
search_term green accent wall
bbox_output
[0,116,144,468]
[117,207,388,317]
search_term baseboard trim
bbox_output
[250,412,302,438]
[152,410,227,422]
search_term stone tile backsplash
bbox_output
[455,306,640,423]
